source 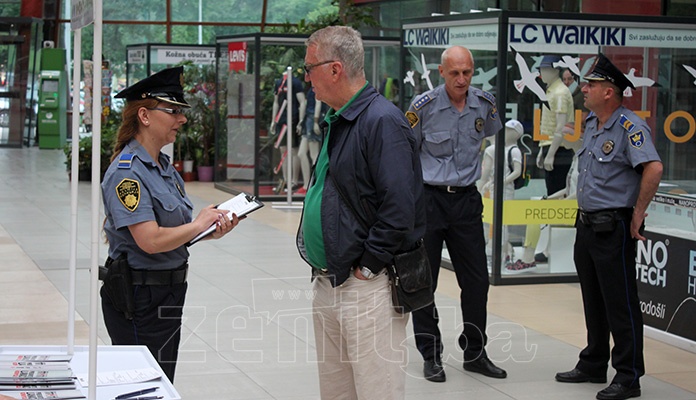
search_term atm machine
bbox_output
[37,47,67,149]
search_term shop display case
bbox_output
[402,11,696,348]
[214,33,400,200]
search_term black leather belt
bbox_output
[131,264,188,285]
[425,184,476,194]
[578,208,633,226]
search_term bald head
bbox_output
[441,46,474,67]
[439,46,475,104]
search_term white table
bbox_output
[0,345,180,399]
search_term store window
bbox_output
[214,34,400,199]
[402,12,696,288]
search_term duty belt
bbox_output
[425,184,476,194]
[130,263,188,285]
[578,208,633,226]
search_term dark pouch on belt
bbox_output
[589,212,616,233]
[101,255,135,320]
[388,241,434,314]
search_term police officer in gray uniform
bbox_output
[406,46,506,382]
[101,66,238,382]
[555,54,662,400]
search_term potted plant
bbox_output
[181,62,217,182]
[63,111,119,181]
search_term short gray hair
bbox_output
[306,26,365,81]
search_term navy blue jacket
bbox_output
[297,85,426,286]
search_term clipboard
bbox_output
[187,192,264,246]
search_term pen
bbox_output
[114,386,159,399]
[129,396,163,400]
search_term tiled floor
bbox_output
[1,147,695,399]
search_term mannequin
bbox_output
[269,71,306,193]
[514,128,583,269]
[479,120,524,266]
[296,86,327,194]
[535,56,575,195]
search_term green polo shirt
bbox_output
[302,83,368,270]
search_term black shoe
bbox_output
[555,368,607,383]
[596,383,641,400]
[463,356,507,379]
[534,252,548,263]
[423,359,446,382]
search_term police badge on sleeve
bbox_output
[116,178,140,212]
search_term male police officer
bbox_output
[406,46,506,382]
[555,54,662,400]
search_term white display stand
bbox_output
[0,345,181,400]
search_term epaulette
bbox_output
[117,153,134,169]
[619,114,636,133]
[479,90,496,106]
[412,94,434,110]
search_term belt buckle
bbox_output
[446,185,456,193]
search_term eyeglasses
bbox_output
[303,60,335,76]
[147,107,186,115]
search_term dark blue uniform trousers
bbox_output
[412,186,490,362]
[101,282,187,383]
[573,219,644,387]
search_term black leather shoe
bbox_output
[555,368,607,383]
[463,356,507,379]
[596,383,641,400]
[423,359,446,382]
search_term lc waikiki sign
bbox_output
[508,19,696,53]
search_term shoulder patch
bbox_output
[628,130,645,149]
[412,94,433,110]
[619,114,636,133]
[116,178,140,212]
[118,153,134,169]
[405,111,419,128]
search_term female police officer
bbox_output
[100,66,239,382]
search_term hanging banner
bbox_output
[71,0,94,30]
[228,42,247,72]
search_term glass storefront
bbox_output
[401,11,696,286]
[214,33,400,200]
[0,17,43,147]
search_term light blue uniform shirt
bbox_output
[101,139,193,270]
[576,106,661,212]
[408,85,502,187]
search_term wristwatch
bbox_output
[359,266,376,280]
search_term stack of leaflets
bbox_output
[0,355,85,399]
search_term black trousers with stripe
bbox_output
[573,219,644,387]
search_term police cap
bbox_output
[115,66,190,108]
[584,53,635,92]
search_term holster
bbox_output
[587,211,616,233]
[100,254,135,320]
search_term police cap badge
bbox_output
[115,66,190,108]
[584,53,635,92]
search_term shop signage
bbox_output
[127,49,146,65]
[403,24,498,50]
[482,197,578,226]
[156,48,216,65]
[637,231,696,343]
[508,21,696,52]
[228,42,247,72]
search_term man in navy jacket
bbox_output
[297,26,425,400]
